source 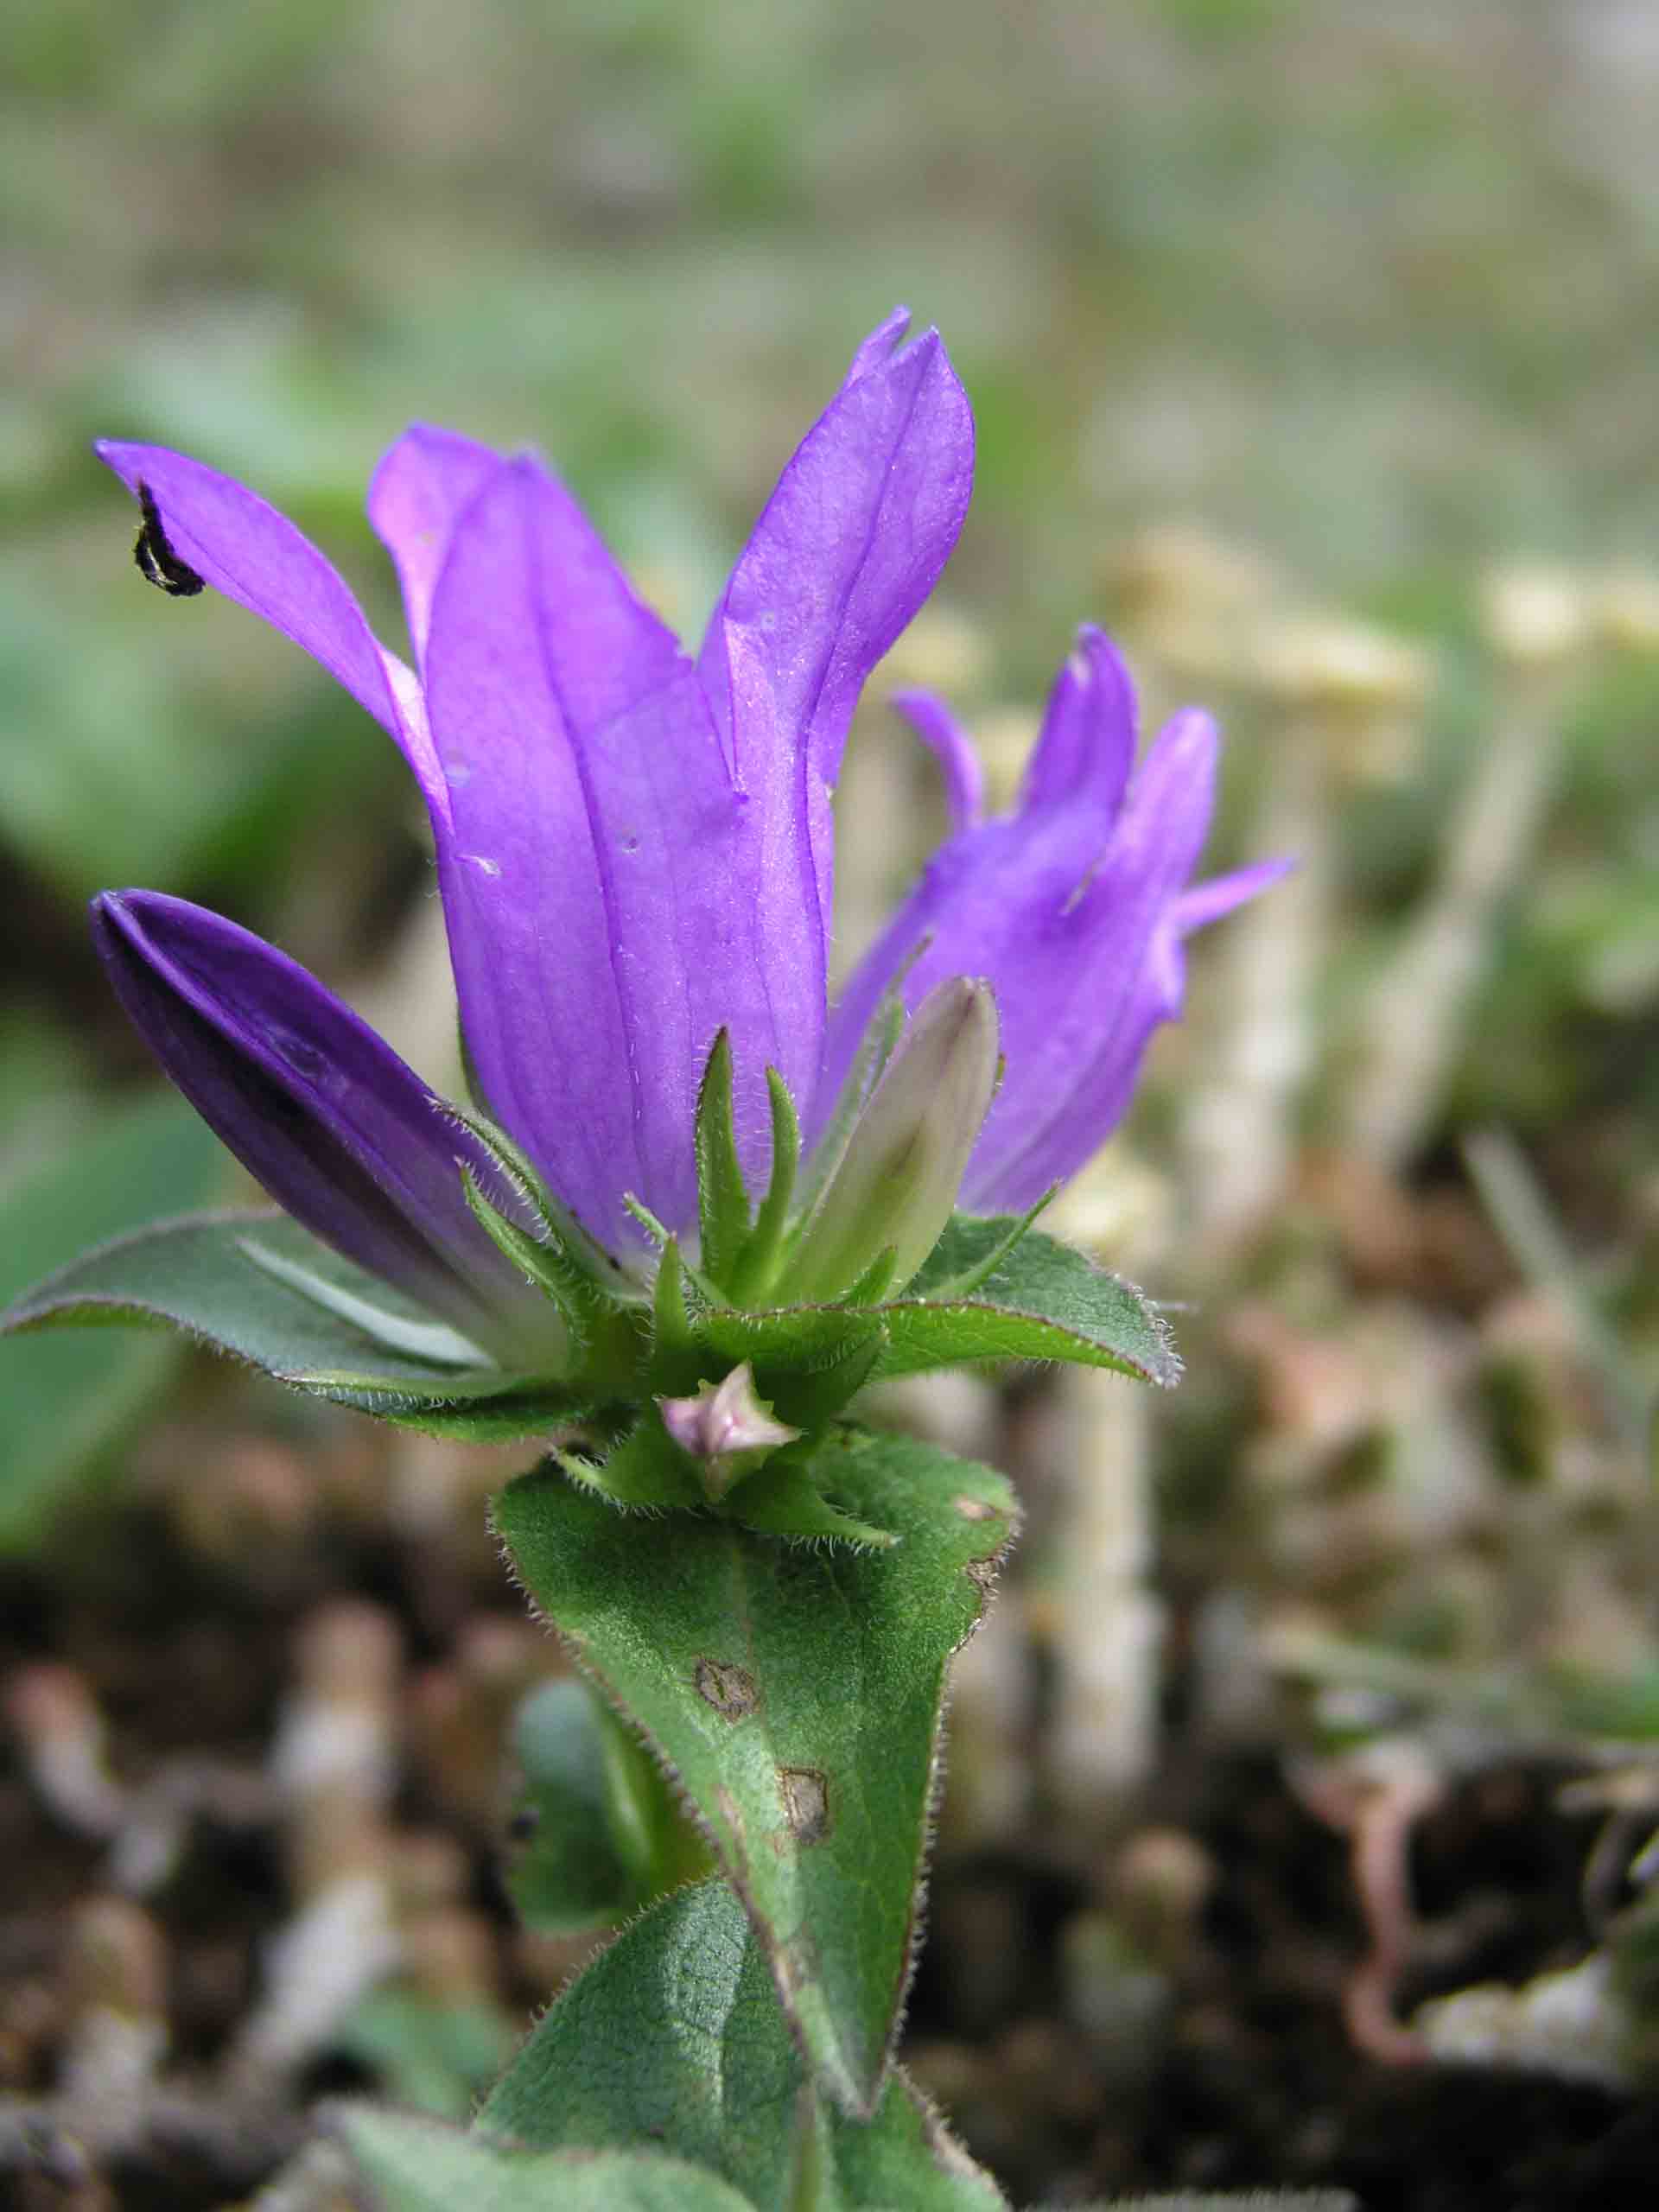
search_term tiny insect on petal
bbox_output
[133,480,205,597]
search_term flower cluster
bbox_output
[92,311,1279,1374]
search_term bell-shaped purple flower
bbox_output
[823,628,1290,1212]
[90,315,1278,1355]
[94,312,972,1273]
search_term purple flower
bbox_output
[823,629,1288,1212]
[97,311,966,1277]
[92,313,1275,1351]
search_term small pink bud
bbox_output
[659,1363,800,1500]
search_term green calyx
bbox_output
[448,1019,1179,1545]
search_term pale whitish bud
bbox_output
[1479,563,1591,667]
[1253,613,1432,718]
[789,977,1000,1302]
[659,1363,800,1500]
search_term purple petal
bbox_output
[969,944,1184,1209]
[969,858,1292,1207]
[96,442,449,833]
[92,891,550,1361]
[818,639,1148,1127]
[974,808,1290,1209]
[1173,855,1296,936]
[844,303,915,384]
[423,455,810,1243]
[960,709,1222,1204]
[697,313,975,1014]
[367,425,504,667]
[893,690,983,836]
[824,644,1265,1217]
[1015,626,1137,823]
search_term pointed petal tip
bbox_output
[1138,702,1223,791]
[848,306,912,377]
[1072,622,1134,683]
[89,886,155,950]
[1159,702,1222,754]
[849,308,957,388]
[1174,853,1297,937]
[93,440,153,497]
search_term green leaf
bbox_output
[688,1218,1176,1405]
[0,1090,229,1552]
[237,1238,492,1367]
[1,1209,586,1440]
[877,1217,1180,1385]
[493,1431,1018,2116]
[333,1991,517,2120]
[505,1679,644,1933]
[916,1189,1055,1302]
[337,2107,757,2212]
[506,1677,710,1932]
[478,1880,1005,2209]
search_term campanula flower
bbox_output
[822,629,1289,1211]
[89,312,1275,1361]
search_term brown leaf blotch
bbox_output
[963,1556,1000,1604]
[694,1657,759,1721]
[777,1765,831,1846]
[952,1494,998,1522]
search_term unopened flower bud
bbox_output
[1480,563,1590,667]
[1254,613,1432,719]
[788,977,1000,1302]
[659,1362,800,1501]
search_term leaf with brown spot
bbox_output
[777,1765,830,1844]
[696,1657,760,1722]
[493,1427,1017,2117]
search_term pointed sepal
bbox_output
[693,1029,752,1292]
[726,1068,801,1308]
